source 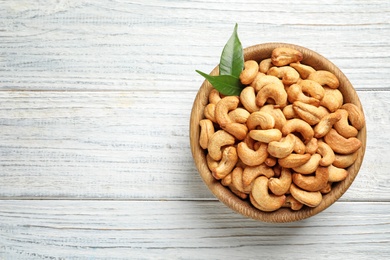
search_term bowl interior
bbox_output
[190,43,366,223]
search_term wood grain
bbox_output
[0,200,389,259]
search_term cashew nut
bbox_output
[204,103,216,123]
[305,138,318,155]
[231,167,251,194]
[223,123,248,141]
[278,153,311,168]
[240,60,259,85]
[292,101,326,125]
[314,110,342,138]
[259,58,273,73]
[237,141,268,167]
[307,70,339,89]
[293,166,329,192]
[333,151,359,168]
[341,103,365,130]
[320,87,343,112]
[249,129,282,143]
[292,153,321,174]
[256,83,288,107]
[290,63,316,79]
[290,183,322,207]
[328,164,349,182]
[291,134,306,154]
[282,118,314,143]
[333,109,358,138]
[283,195,304,211]
[208,130,236,161]
[228,108,250,124]
[267,133,295,158]
[298,79,325,100]
[240,86,260,113]
[212,146,238,180]
[268,167,292,196]
[283,104,298,119]
[246,111,275,130]
[287,84,320,107]
[271,47,303,66]
[242,163,274,186]
[215,96,240,127]
[209,88,221,104]
[320,182,332,194]
[324,129,362,155]
[265,156,277,167]
[267,66,300,85]
[221,172,232,186]
[317,141,335,166]
[199,119,215,149]
[206,154,219,173]
[250,176,286,212]
[259,105,286,131]
[253,75,284,92]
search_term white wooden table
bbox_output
[0,1,389,259]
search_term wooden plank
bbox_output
[0,200,389,259]
[0,1,389,91]
[0,90,388,201]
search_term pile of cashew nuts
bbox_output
[199,47,365,212]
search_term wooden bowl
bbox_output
[190,43,366,223]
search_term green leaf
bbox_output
[219,23,244,78]
[196,70,243,96]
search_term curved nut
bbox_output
[206,154,219,173]
[265,156,277,167]
[215,96,239,127]
[250,72,266,88]
[230,185,248,200]
[259,105,287,131]
[208,130,236,161]
[223,123,248,141]
[341,103,365,130]
[250,176,286,212]
[221,173,232,186]
[249,129,282,143]
[290,63,316,79]
[228,108,250,124]
[282,119,314,143]
[259,58,273,73]
[293,166,329,192]
[240,86,260,113]
[305,138,318,155]
[314,110,342,138]
[267,134,295,158]
[246,111,275,130]
[199,119,215,149]
[209,89,221,104]
[292,153,321,174]
[231,167,251,194]
[240,60,259,85]
[328,164,349,182]
[290,183,322,207]
[278,153,311,168]
[271,47,303,66]
[268,168,292,196]
[237,142,268,167]
[212,146,238,180]
[333,151,358,168]
[287,84,320,107]
[307,70,339,89]
[242,163,274,186]
[256,83,288,107]
[253,75,284,92]
[204,103,216,123]
[320,87,343,112]
[298,79,325,100]
[283,104,298,119]
[283,195,304,211]
[291,134,306,154]
[293,101,327,125]
[334,109,358,138]
[267,66,300,85]
[324,129,362,155]
[317,141,335,166]
[320,182,332,194]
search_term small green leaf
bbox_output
[219,23,244,78]
[196,70,243,96]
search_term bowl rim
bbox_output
[190,42,367,223]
